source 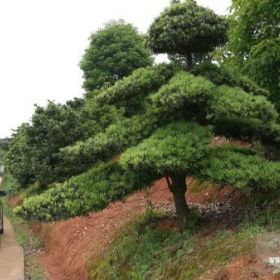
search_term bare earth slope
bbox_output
[33,178,242,280]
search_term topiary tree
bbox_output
[80,20,153,93]
[11,0,280,231]
[148,0,228,69]
[121,122,211,229]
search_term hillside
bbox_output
[26,178,280,280]
[2,0,280,279]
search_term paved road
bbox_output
[0,177,24,280]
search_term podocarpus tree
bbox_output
[80,20,153,93]
[121,122,211,229]
[12,0,280,229]
[148,0,228,69]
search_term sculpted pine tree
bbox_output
[12,0,280,229]
[121,122,211,229]
[148,0,228,69]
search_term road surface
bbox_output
[0,177,24,280]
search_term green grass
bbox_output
[90,207,280,280]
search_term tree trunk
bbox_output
[187,53,193,71]
[167,175,189,231]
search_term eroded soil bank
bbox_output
[32,178,244,280]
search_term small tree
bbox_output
[81,20,153,93]
[121,122,212,229]
[148,0,227,69]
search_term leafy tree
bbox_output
[5,101,86,187]
[148,0,228,69]
[27,101,85,186]
[228,0,280,106]
[80,20,153,93]
[5,124,34,187]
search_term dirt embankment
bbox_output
[32,178,243,280]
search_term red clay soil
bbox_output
[33,178,243,280]
[215,255,280,280]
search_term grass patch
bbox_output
[90,207,280,280]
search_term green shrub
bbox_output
[14,162,144,222]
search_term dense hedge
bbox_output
[14,162,146,222]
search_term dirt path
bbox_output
[0,177,24,280]
[0,217,24,280]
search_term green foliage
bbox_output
[5,124,34,187]
[192,62,270,97]
[5,100,86,187]
[0,173,20,194]
[148,0,227,66]
[79,98,125,140]
[80,20,153,93]
[121,122,211,177]
[243,38,280,104]
[198,147,280,193]
[94,64,176,106]
[209,86,278,138]
[228,0,280,103]
[0,138,10,152]
[27,101,85,186]
[152,72,215,117]
[14,162,144,222]
[61,111,162,169]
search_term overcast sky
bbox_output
[0,0,231,138]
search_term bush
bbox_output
[15,162,145,222]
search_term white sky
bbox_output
[0,0,231,138]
